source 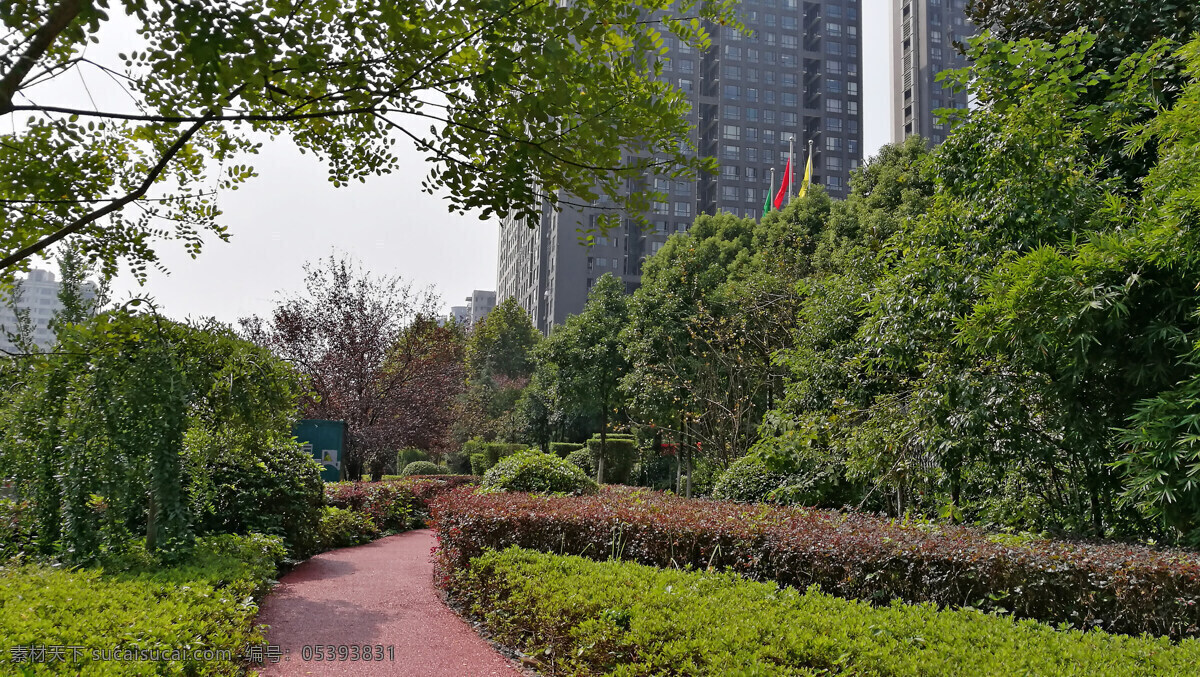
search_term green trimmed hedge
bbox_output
[445,547,1200,676]
[586,437,637,484]
[549,442,584,457]
[0,533,285,675]
[467,442,525,475]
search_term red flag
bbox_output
[773,157,791,209]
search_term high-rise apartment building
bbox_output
[0,269,96,353]
[466,290,497,325]
[892,0,972,145]
[499,1,864,333]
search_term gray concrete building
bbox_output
[892,0,971,145]
[0,269,96,353]
[499,0,864,333]
[466,290,497,326]
[448,305,471,326]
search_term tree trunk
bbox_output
[597,395,608,484]
[146,492,157,552]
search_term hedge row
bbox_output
[445,547,1200,676]
[465,441,525,475]
[0,533,285,675]
[432,487,1200,638]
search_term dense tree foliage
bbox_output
[456,297,540,442]
[0,308,318,561]
[0,0,736,280]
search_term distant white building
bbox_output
[466,290,496,326]
[0,269,96,353]
[448,305,471,326]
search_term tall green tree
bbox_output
[539,273,629,482]
[0,0,735,280]
[458,297,539,441]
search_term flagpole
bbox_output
[787,134,795,202]
[769,167,775,210]
[807,139,813,193]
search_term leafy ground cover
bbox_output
[0,533,285,675]
[433,487,1200,638]
[445,547,1200,676]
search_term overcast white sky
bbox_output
[38,1,893,324]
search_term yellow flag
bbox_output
[797,151,813,198]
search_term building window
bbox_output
[782,15,796,29]
[679,59,694,72]
[722,144,739,160]
[724,105,740,120]
[826,136,842,151]
[782,112,797,126]
[674,180,689,195]
[782,72,797,86]
[931,31,942,43]
[724,85,739,100]
[746,88,759,102]
[825,156,842,171]
[780,53,795,66]
[724,65,740,79]
[847,101,858,115]
[678,78,693,93]
[826,79,843,94]
[745,107,759,121]
[747,147,758,162]
[847,81,858,96]
[723,124,741,140]
[763,129,776,144]
[763,109,776,123]
[653,201,669,215]
[826,117,843,131]
[826,175,843,188]
[826,41,841,55]
[746,166,758,180]
[827,22,842,37]
[745,127,759,141]
[781,92,796,107]
[722,165,739,178]
[724,45,742,59]
[745,187,757,203]
[722,186,738,201]
[781,35,796,48]
[747,67,759,82]
[827,59,842,75]
[826,98,843,113]
[746,48,759,62]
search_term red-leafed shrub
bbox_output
[324,475,477,532]
[432,487,1200,639]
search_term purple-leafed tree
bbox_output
[243,254,465,480]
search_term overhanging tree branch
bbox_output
[0,115,211,270]
[0,0,82,114]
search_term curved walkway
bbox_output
[255,530,524,676]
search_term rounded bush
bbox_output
[711,455,791,503]
[315,506,378,551]
[482,450,598,495]
[565,448,594,476]
[401,461,448,476]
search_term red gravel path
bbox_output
[255,530,524,676]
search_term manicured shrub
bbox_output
[432,488,1200,638]
[445,451,472,475]
[481,451,598,495]
[469,453,489,476]
[711,455,791,503]
[444,547,1200,676]
[564,448,593,476]
[586,437,637,484]
[398,447,429,468]
[549,442,584,457]
[400,461,448,476]
[484,442,524,466]
[0,533,285,675]
[316,506,378,550]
